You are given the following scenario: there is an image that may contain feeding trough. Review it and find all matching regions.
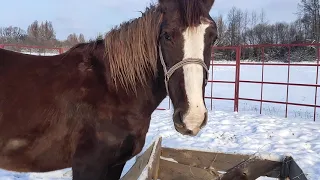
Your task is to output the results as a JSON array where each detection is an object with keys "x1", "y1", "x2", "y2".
[{"x1": 121, "y1": 137, "x2": 307, "y2": 180}]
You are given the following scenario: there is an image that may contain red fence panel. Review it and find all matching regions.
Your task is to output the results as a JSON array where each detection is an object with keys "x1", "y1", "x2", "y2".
[
  {"x1": 209, "y1": 46, "x2": 239, "y2": 111},
  {"x1": 212, "y1": 43, "x2": 320, "y2": 121}
]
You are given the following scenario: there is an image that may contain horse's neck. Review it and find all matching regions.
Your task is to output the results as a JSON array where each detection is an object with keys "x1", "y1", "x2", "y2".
[
  {"x1": 125, "y1": 61, "x2": 167, "y2": 115},
  {"x1": 148, "y1": 61, "x2": 168, "y2": 111}
]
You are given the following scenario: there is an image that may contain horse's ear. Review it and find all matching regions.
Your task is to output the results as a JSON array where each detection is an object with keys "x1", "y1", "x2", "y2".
[
  {"x1": 158, "y1": 0, "x2": 174, "y2": 12},
  {"x1": 202, "y1": 0, "x2": 215, "y2": 12},
  {"x1": 158, "y1": 0, "x2": 170, "y2": 5}
]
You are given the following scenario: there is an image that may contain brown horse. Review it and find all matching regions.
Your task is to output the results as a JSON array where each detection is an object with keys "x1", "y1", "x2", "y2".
[{"x1": 0, "y1": 0, "x2": 217, "y2": 179}]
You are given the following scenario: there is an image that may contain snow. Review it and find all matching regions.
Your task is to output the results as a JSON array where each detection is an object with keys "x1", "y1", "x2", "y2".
[
  {"x1": 22, "y1": 51, "x2": 59, "y2": 56},
  {"x1": 1, "y1": 60, "x2": 320, "y2": 179}
]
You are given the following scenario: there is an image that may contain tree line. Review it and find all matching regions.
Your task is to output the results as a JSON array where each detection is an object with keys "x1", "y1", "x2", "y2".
[
  {"x1": 0, "y1": 20, "x2": 86, "y2": 48},
  {"x1": 212, "y1": 0, "x2": 319, "y2": 62},
  {"x1": 214, "y1": 1, "x2": 319, "y2": 46}
]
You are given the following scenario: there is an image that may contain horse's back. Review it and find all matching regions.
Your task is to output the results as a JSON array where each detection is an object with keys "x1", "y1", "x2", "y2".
[
  {"x1": 0, "y1": 48, "x2": 87, "y2": 133},
  {"x1": 0, "y1": 48, "x2": 87, "y2": 171},
  {"x1": 0, "y1": 48, "x2": 54, "y2": 71}
]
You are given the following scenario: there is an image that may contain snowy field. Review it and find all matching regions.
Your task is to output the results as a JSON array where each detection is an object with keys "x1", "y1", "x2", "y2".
[{"x1": 1, "y1": 53, "x2": 320, "y2": 179}]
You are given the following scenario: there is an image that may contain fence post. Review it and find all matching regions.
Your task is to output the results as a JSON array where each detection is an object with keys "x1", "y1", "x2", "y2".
[
  {"x1": 58, "y1": 48, "x2": 64, "y2": 54},
  {"x1": 234, "y1": 46, "x2": 241, "y2": 112},
  {"x1": 210, "y1": 48, "x2": 215, "y2": 111},
  {"x1": 315, "y1": 45, "x2": 320, "y2": 121}
]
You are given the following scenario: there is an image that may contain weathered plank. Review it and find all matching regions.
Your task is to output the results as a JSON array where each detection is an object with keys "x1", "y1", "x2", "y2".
[
  {"x1": 161, "y1": 147, "x2": 251, "y2": 171},
  {"x1": 216, "y1": 156, "x2": 282, "y2": 180},
  {"x1": 162, "y1": 148, "x2": 286, "y2": 179},
  {"x1": 159, "y1": 159, "x2": 219, "y2": 180},
  {"x1": 144, "y1": 137, "x2": 162, "y2": 180},
  {"x1": 120, "y1": 137, "x2": 162, "y2": 180},
  {"x1": 121, "y1": 139, "x2": 307, "y2": 180}
]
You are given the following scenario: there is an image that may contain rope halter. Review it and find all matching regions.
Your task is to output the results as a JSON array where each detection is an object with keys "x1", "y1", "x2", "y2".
[{"x1": 158, "y1": 44, "x2": 209, "y2": 95}]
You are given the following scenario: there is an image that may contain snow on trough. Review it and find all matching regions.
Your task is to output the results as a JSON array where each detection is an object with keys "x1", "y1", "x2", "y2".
[{"x1": 1, "y1": 55, "x2": 319, "y2": 179}]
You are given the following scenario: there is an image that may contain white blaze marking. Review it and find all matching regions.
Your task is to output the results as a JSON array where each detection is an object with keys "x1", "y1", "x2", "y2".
[{"x1": 182, "y1": 23, "x2": 209, "y2": 133}]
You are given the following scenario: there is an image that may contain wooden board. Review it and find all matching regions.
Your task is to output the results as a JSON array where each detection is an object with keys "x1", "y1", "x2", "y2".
[
  {"x1": 219, "y1": 156, "x2": 282, "y2": 179},
  {"x1": 120, "y1": 137, "x2": 162, "y2": 180},
  {"x1": 120, "y1": 137, "x2": 307, "y2": 180},
  {"x1": 159, "y1": 159, "x2": 219, "y2": 180},
  {"x1": 161, "y1": 147, "x2": 251, "y2": 171},
  {"x1": 144, "y1": 137, "x2": 162, "y2": 180},
  {"x1": 161, "y1": 147, "x2": 283, "y2": 179}
]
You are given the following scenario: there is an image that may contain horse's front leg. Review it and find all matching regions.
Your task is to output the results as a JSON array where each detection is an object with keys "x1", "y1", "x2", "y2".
[
  {"x1": 71, "y1": 124, "x2": 136, "y2": 180},
  {"x1": 72, "y1": 154, "x2": 126, "y2": 180},
  {"x1": 72, "y1": 143, "x2": 110, "y2": 180},
  {"x1": 106, "y1": 163, "x2": 126, "y2": 179}
]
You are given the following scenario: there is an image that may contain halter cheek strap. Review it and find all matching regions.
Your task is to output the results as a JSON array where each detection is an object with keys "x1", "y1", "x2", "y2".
[{"x1": 158, "y1": 44, "x2": 209, "y2": 95}]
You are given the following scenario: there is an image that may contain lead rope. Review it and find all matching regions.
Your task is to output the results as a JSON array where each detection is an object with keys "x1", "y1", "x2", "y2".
[{"x1": 158, "y1": 44, "x2": 209, "y2": 95}]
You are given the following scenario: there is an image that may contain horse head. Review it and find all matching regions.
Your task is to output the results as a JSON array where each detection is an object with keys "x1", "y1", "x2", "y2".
[{"x1": 158, "y1": 0, "x2": 218, "y2": 136}]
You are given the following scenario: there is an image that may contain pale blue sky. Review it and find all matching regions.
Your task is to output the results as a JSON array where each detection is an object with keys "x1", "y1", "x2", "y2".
[{"x1": 0, "y1": 0, "x2": 300, "y2": 40}]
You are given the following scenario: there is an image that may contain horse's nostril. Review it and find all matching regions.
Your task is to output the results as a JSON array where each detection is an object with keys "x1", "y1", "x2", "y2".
[
  {"x1": 173, "y1": 110, "x2": 185, "y2": 128},
  {"x1": 185, "y1": 129, "x2": 193, "y2": 135}
]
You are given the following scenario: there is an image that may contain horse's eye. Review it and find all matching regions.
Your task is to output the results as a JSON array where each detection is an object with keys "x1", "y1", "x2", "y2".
[{"x1": 164, "y1": 33, "x2": 172, "y2": 41}]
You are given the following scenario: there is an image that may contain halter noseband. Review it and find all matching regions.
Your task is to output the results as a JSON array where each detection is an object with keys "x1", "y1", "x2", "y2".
[{"x1": 158, "y1": 44, "x2": 209, "y2": 95}]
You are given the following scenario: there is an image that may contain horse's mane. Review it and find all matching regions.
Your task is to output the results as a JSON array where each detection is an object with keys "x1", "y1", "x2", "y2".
[{"x1": 104, "y1": 4, "x2": 162, "y2": 94}]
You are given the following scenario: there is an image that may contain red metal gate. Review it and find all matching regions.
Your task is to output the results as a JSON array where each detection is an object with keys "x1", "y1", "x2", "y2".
[{"x1": 210, "y1": 43, "x2": 320, "y2": 121}]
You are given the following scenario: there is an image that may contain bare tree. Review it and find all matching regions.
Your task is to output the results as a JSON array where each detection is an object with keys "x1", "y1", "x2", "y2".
[
  {"x1": 0, "y1": 26, "x2": 27, "y2": 44},
  {"x1": 27, "y1": 20, "x2": 40, "y2": 44},
  {"x1": 298, "y1": 0, "x2": 320, "y2": 42},
  {"x1": 78, "y1": 33, "x2": 86, "y2": 43},
  {"x1": 39, "y1": 21, "x2": 56, "y2": 45},
  {"x1": 212, "y1": 15, "x2": 227, "y2": 46},
  {"x1": 66, "y1": 33, "x2": 79, "y2": 45},
  {"x1": 226, "y1": 7, "x2": 243, "y2": 46}
]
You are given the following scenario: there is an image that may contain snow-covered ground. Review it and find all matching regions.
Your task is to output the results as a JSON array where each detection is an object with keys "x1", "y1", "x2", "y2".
[{"x1": 1, "y1": 58, "x2": 319, "y2": 179}]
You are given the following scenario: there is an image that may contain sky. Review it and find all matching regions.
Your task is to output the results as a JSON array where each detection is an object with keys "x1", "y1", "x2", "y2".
[{"x1": 0, "y1": 0, "x2": 301, "y2": 40}]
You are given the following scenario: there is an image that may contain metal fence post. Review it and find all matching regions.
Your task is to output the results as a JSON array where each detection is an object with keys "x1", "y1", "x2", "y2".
[
  {"x1": 234, "y1": 46, "x2": 241, "y2": 112},
  {"x1": 315, "y1": 45, "x2": 320, "y2": 121},
  {"x1": 210, "y1": 47, "x2": 215, "y2": 111},
  {"x1": 58, "y1": 48, "x2": 64, "y2": 54}
]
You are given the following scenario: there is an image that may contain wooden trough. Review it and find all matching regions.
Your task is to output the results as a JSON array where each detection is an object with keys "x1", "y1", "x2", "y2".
[{"x1": 120, "y1": 137, "x2": 308, "y2": 180}]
